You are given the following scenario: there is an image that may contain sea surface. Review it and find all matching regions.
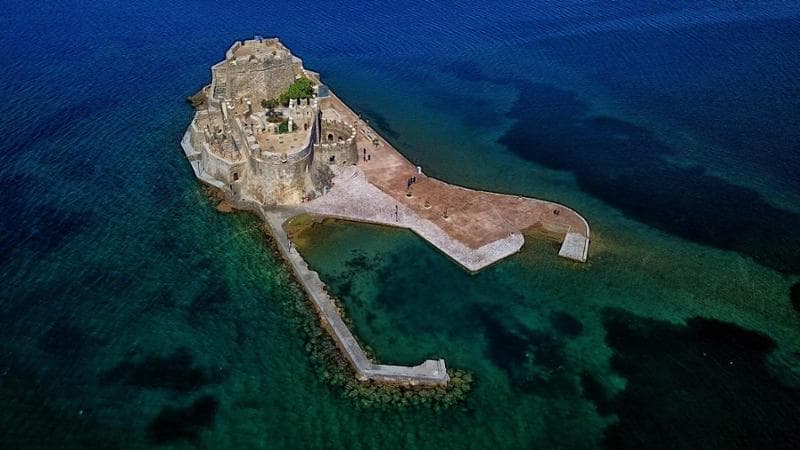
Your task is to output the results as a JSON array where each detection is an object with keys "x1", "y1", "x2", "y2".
[{"x1": 1, "y1": 1, "x2": 799, "y2": 448}]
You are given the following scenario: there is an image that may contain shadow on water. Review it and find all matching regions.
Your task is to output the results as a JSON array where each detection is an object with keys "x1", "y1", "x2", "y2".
[
  {"x1": 148, "y1": 395, "x2": 219, "y2": 444},
  {"x1": 583, "y1": 308, "x2": 800, "y2": 449},
  {"x1": 549, "y1": 311, "x2": 584, "y2": 338},
  {"x1": 100, "y1": 347, "x2": 224, "y2": 392}
]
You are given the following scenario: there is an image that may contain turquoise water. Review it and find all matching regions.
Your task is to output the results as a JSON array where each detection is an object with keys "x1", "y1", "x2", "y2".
[{"x1": 1, "y1": 0, "x2": 799, "y2": 448}]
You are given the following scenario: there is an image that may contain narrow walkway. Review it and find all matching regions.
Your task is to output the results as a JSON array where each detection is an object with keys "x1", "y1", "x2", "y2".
[{"x1": 260, "y1": 207, "x2": 449, "y2": 386}]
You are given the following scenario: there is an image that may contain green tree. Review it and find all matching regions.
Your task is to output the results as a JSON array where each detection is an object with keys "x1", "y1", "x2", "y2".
[
  {"x1": 286, "y1": 77, "x2": 315, "y2": 100},
  {"x1": 277, "y1": 77, "x2": 315, "y2": 107},
  {"x1": 277, "y1": 119, "x2": 296, "y2": 134}
]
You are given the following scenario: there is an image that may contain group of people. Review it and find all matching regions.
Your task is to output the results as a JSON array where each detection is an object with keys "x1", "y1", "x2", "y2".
[
  {"x1": 362, "y1": 148, "x2": 371, "y2": 162},
  {"x1": 406, "y1": 176, "x2": 417, "y2": 189}
]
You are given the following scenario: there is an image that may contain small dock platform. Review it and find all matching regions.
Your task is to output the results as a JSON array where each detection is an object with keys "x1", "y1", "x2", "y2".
[{"x1": 558, "y1": 232, "x2": 590, "y2": 262}]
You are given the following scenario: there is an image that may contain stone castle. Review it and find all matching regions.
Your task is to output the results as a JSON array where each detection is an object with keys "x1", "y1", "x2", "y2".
[{"x1": 184, "y1": 37, "x2": 358, "y2": 205}]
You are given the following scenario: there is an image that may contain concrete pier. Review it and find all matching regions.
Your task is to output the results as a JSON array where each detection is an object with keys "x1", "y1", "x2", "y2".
[{"x1": 308, "y1": 85, "x2": 591, "y2": 269}]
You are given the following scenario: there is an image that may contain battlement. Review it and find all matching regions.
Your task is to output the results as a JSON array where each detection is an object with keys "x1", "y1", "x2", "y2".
[
  {"x1": 315, "y1": 119, "x2": 358, "y2": 165},
  {"x1": 320, "y1": 119, "x2": 356, "y2": 143},
  {"x1": 226, "y1": 37, "x2": 290, "y2": 62}
]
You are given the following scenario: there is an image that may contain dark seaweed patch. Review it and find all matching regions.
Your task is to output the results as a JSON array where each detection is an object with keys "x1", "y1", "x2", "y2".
[
  {"x1": 428, "y1": 91, "x2": 505, "y2": 128},
  {"x1": 497, "y1": 81, "x2": 800, "y2": 274},
  {"x1": 343, "y1": 251, "x2": 371, "y2": 271},
  {"x1": 588, "y1": 308, "x2": 800, "y2": 449},
  {"x1": 190, "y1": 280, "x2": 231, "y2": 314},
  {"x1": 0, "y1": 364, "x2": 130, "y2": 448},
  {"x1": 474, "y1": 306, "x2": 575, "y2": 396},
  {"x1": 147, "y1": 395, "x2": 218, "y2": 444},
  {"x1": 149, "y1": 289, "x2": 176, "y2": 310},
  {"x1": 38, "y1": 322, "x2": 103, "y2": 357},
  {"x1": 791, "y1": 282, "x2": 800, "y2": 313},
  {"x1": 194, "y1": 256, "x2": 214, "y2": 271},
  {"x1": 549, "y1": 311, "x2": 583, "y2": 338},
  {"x1": 100, "y1": 347, "x2": 223, "y2": 392},
  {"x1": 442, "y1": 60, "x2": 491, "y2": 84},
  {"x1": 579, "y1": 370, "x2": 612, "y2": 416},
  {"x1": 0, "y1": 176, "x2": 91, "y2": 263}
]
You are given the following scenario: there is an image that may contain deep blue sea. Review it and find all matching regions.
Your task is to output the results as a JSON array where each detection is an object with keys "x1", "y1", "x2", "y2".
[{"x1": 2, "y1": 1, "x2": 799, "y2": 448}]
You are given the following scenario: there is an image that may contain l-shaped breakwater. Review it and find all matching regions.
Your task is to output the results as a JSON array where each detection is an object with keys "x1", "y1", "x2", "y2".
[
  {"x1": 262, "y1": 207, "x2": 449, "y2": 385},
  {"x1": 181, "y1": 37, "x2": 590, "y2": 387}
]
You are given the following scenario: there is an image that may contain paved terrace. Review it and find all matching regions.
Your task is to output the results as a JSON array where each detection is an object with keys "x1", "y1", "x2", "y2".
[
  {"x1": 311, "y1": 87, "x2": 591, "y2": 267},
  {"x1": 304, "y1": 166, "x2": 525, "y2": 271}
]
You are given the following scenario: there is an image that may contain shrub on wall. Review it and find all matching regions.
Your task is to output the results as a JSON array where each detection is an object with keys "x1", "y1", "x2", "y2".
[{"x1": 278, "y1": 77, "x2": 315, "y2": 106}]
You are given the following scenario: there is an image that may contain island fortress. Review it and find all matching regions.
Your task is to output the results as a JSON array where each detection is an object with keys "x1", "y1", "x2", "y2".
[
  {"x1": 184, "y1": 37, "x2": 357, "y2": 205},
  {"x1": 181, "y1": 37, "x2": 591, "y2": 386}
]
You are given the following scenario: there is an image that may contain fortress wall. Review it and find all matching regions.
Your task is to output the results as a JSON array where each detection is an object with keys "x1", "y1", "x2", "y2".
[
  {"x1": 237, "y1": 101, "x2": 331, "y2": 205},
  {"x1": 199, "y1": 142, "x2": 246, "y2": 185},
  {"x1": 210, "y1": 63, "x2": 227, "y2": 99},
  {"x1": 245, "y1": 150, "x2": 310, "y2": 205},
  {"x1": 225, "y1": 41, "x2": 242, "y2": 60},
  {"x1": 190, "y1": 111, "x2": 248, "y2": 188},
  {"x1": 188, "y1": 118, "x2": 204, "y2": 150},
  {"x1": 213, "y1": 38, "x2": 301, "y2": 102},
  {"x1": 314, "y1": 141, "x2": 357, "y2": 166},
  {"x1": 289, "y1": 102, "x2": 316, "y2": 133},
  {"x1": 227, "y1": 57, "x2": 296, "y2": 101},
  {"x1": 191, "y1": 37, "x2": 326, "y2": 205},
  {"x1": 231, "y1": 117, "x2": 257, "y2": 158}
]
